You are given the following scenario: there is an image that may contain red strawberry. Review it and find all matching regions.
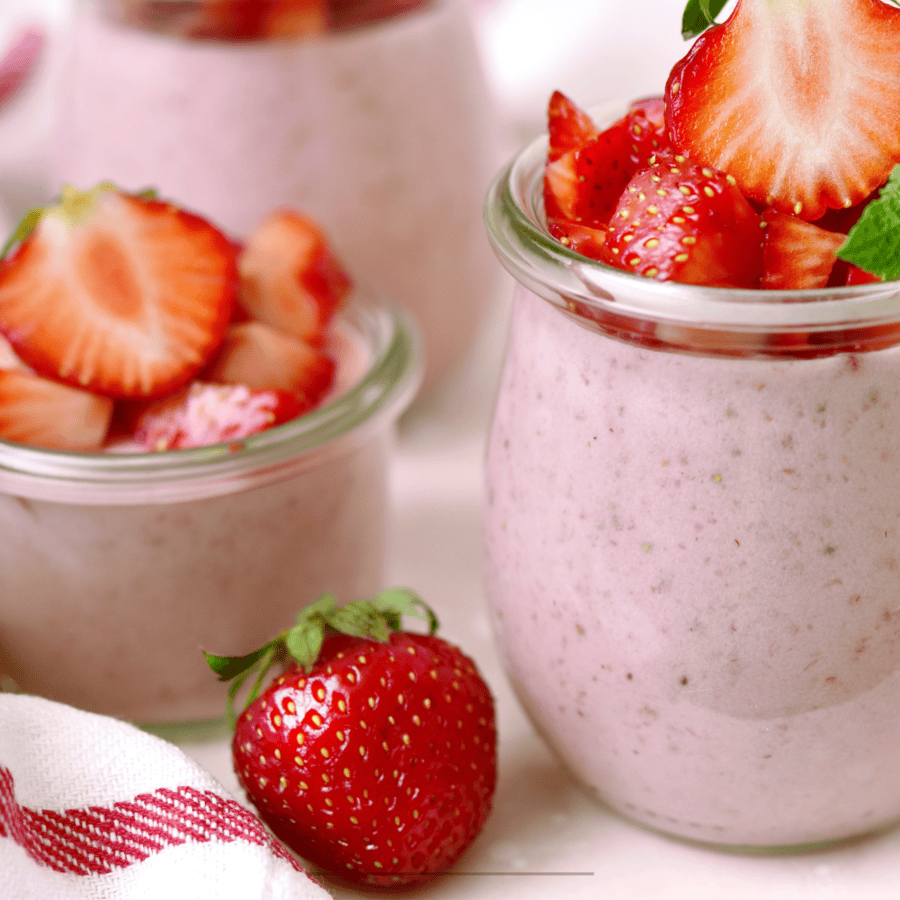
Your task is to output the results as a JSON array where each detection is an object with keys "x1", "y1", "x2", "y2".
[
  {"x1": 600, "y1": 152, "x2": 764, "y2": 287},
  {"x1": 0, "y1": 184, "x2": 238, "y2": 399},
  {"x1": 546, "y1": 89, "x2": 598, "y2": 162},
  {"x1": 843, "y1": 264, "x2": 882, "y2": 285},
  {"x1": 665, "y1": 0, "x2": 900, "y2": 221},
  {"x1": 546, "y1": 218, "x2": 609, "y2": 261},
  {"x1": 623, "y1": 96, "x2": 668, "y2": 170},
  {"x1": 760, "y1": 209, "x2": 846, "y2": 290},
  {"x1": 544, "y1": 93, "x2": 671, "y2": 229},
  {"x1": 238, "y1": 211, "x2": 352, "y2": 346},
  {"x1": 206, "y1": 590, "x2": 497, "y2": 891},
  {"x1": 203, "y1": 321, "x2": 336, "y2": 410},
  {"x1": 134, "y1": 381, "x2": 303, "y2": 451},
  {"x1": 0, "y1": 368, "x2": 113, "y2": 451}
]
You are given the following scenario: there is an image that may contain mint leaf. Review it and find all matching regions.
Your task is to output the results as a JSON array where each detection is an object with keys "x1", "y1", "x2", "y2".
[
  {"x1": 836, "y1": 166, "x2": 900, "y2": 282},
  {"x1": 682, "y1": 0, "x2": 732, "y2": 38}
]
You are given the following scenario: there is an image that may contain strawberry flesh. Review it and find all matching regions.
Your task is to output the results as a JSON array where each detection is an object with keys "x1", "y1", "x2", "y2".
[
  {"x1": 203, "y1": 320, "x2": 336, "y2": 410},
  {"x1": 134, "y1": 381, "x2": 303, "y2": 451},
  {"x1": 760, "y1": 209, "x2": 846, "y2": 290},
  {"x1": 0, "y1": 186, "x2": 238, "y2": 400},
  {"x1": 600, "y1": 152, "x2": 764, "y2": 288},
  {"x1": 665, "y1": 0, "x2": 900, "y2": 221},
  {"x1": 0, "y1": 369, "x2": 113, "y2": 452}
]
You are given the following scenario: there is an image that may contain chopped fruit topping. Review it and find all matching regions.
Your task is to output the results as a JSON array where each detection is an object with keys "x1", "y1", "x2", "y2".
[
  {"x1": 665, "y1": 0, "x2": 900, "y2": 221},
  {"x1": 238, "y1": 211, "x2": 352, "y2": 346},
  {"x1": 761, "y1": 209, "x2": 846, "y2": 290},
  {"x1": 0, "y1": 369, "x2": 113, "y2": 451},
  {"x1": 599, "y1": 152, "x2": 764, "y2": 287},
  {"x1": 547, "y1": 218, "x2": 609, "y2": 260},
  {"x1": 546, "y1": 89, "x2": 598, "y2": 162},
  {"x1": 205, "y1": 589, "x2": 497, "y2": 890},
  {"x1": 0, "y1": 184, "x2": 238, "y2": 400},
  {"x1": 203, "y1": 320, "x2": 336, "y2": 409},
  {"x1": 544, "y1": 93, "x2": 670, "y2": 229},
  {"x1": 134, "y1": 382, "x2": 303, "y2": 451}
]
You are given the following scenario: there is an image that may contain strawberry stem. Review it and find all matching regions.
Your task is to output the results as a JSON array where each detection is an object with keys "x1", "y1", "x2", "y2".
[
  {"x1": 204, "y1": 588, "x2": 440, "y2": 724},
  {"x1": 681, "y1": 0, "x2": 731, "y2": 39}
]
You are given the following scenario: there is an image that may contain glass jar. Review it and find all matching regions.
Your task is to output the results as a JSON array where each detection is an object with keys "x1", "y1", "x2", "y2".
[
  {"x1": 50, "y1": 0, "x2": 500, "y2": 394},
  {"x1": 0, "y1": 293, "x2": 420, "y2": 733},
  {"x1": 482, "y1": 110, "x2": 900, "y2": 848}
]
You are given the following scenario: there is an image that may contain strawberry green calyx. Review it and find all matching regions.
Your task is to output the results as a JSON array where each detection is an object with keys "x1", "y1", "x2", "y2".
[
  {"x1": 0, "y1": 182, "x2": 159, "y2": 259},
  {"x1": 204, "y1": 588, "x2": 440, "y2": 721},
  {"x1": 837, "y1": 165, "x2": 900, "y2": 282},
  {"x1": 681, "y1": 0, "x2": 732, "y2": 38}
]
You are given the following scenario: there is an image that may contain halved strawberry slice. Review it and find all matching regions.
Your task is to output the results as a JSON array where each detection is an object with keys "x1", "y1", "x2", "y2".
[
  {"x1": 760, "y1": 209, "x2": 846, "y2": 290},
  {"x1": 0, "y1": 184, "x2": 238, "y2": 399},
  {"x1": 665, "y1": 0, "x2": 900, "y2": 221},
  {"x1": 0, "y1": 368, "x2": 113, "y2": 451},
  {"x1": 203, "y1": 320, "x2": 336, "y2": 410},
  {"x1": 238, "y1": 210, "x2": 351, "y2": 345},
  {"x1": 600, "y1": 152, "x2": 764, "y2": 287},
  {"x1": 134, "y1": 382, "x2": 304, "y2": 451}
]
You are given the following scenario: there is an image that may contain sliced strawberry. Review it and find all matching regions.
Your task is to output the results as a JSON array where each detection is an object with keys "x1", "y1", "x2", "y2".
[
  {"x1": 0, "y1": 369, "x2": 113, "y2": 451},
  {"x1": 546, "y1": 89, "x2": 599, "y2": 162},
  {"x1": 544, "y1": 119, "x2": 636, "y2": 227},
  {"x1": 546, "y1": 218, "x2": 609, "y2": 261},
  {"x1": 544, "y1": 93, "x2": 670, "y2": 228},
  {"x1": 600, "y1": 152, "x2": 764, "y2": 287},
  {"x1": 203, "y1": 320, "x2": 335, "y2": 410},
  {"x1": 665, "y1": 0, "x2": 900, "y2": 221},
  {"x1": 134, "y1": 382, "x2": 303, "y2": 451},
  {"x1": 238, "y1": 211, "x2": 351, "y2": 345},
  {"x1": 760, "y1": 209, "x2": 846, "y2": 290},
  {"x1": 623, "y1": 96, "x2": 669, "y2": 170},
  {"x1": 0, "y1": 184, "x2": 238, "y2": 400},
  {"x1": 845, "y1": 264, "x2": 882, "y2": 285}
]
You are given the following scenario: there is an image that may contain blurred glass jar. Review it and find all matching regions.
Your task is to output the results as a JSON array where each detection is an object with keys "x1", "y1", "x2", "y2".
[
  {"x1": 0, "y1": 293, "x2": 420, "y2": 732},
  {"x1": 50, "y1": 0, "x2": 501, "y2": 394}
]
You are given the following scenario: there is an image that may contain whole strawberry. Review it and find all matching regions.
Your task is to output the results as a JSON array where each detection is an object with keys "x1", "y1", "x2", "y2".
[{"x1": 205, "y1": 589, "x2": 497, "y2": 891}]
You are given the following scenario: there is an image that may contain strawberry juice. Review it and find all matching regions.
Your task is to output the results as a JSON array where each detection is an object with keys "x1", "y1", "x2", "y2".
[
  {"x1": 482, "y1": 127, "x2": 900, "y2": 847},
  {"x1": 0, "y1": 295, "x2": 420, "y2": 728},
  {"x1": 51, "y1": 0, "x2": 500, "y2": 393}
]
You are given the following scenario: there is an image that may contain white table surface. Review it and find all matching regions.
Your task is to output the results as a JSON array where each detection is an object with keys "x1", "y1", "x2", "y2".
[{"x1": 3, "y1": 0, "x2": 900, "y2": 896}]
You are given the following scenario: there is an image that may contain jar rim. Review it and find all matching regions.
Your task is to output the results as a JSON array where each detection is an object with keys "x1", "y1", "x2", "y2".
[
  {"x1": 483, "y1": 103, "x2": 900, "y2": 336},
  {"x1": 0, "y1": 291, "x2": 421, "y2": 504}
]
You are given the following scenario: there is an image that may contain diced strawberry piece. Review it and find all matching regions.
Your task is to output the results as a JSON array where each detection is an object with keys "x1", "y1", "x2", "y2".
[
  {"x1": 238, "y1": 211, "x2": 351, "y2": 345},
  {"x1": 0, "y1": 184, "x2": 238, "y2": 400},
  {"x1": 600, "y1": 152, "x2": 764, "y2": 288},
  {"x1": 203, "y1": 320, "x2": 335, "y2": 410},
  {"x1": 184, "y1": 0, "x2": 326, "y2": 40},
  {"x1": 844, "y1": 263, "x2": 882, "y2": 286},
  {"x1": 544, "y1": 93, "x2": 671, "y2": 229},
  {"x1": 546, "y1": 218, "x2": 609, "y2": 261},
  {"x1": 544, "y1": 119, "x2": 636, "y2": 227},
  {"x1": 546, "y1": 90, "x2": 599, "y2": 162},
  {"x1": 665, "y1": 0, "x2": 900, "y2": 221},
  {"x1": 134, "y1": 382, "x2": 304, "y2": 451},
  {"x1": 760, "y1": 209, "x2": 846, "y2": 290},
  {"x1": 0, "y1": 369, "x2": 113, "y2": 451},
  {"x1": 623, "y1": 96, "x2": 669, "y2": 170}
]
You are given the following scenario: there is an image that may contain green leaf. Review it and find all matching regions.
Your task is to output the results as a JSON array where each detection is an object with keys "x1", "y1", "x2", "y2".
[
  {"x1": 681, "y1": 0, "x2": 732, "y2": 38},
  {"x1": 372, "y1": 587, "x2": 439, "y2": 635},
  {"x1": 204, "y1": 642, "x2": 280, "y2": 682},
  {"x1": 836, "y1": 166, "x2": 900, "y2": 282}
]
